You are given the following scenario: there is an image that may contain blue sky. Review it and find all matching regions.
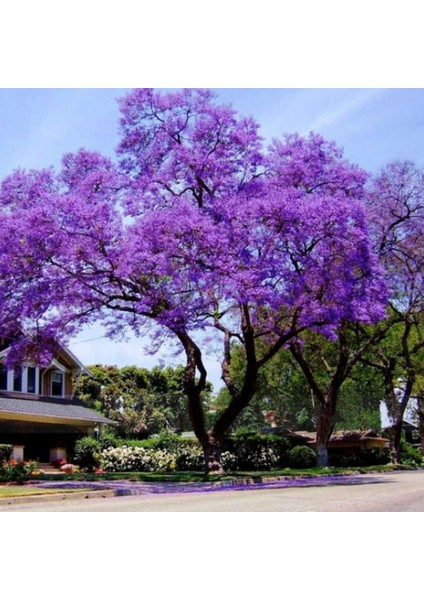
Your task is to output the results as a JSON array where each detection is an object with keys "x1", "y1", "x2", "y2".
[{"x1": 1, "y1": 88, "x2": 424, "y2": 391}]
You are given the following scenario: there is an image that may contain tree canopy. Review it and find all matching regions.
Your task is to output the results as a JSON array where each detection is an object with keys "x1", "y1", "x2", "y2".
[
  {"x1": 76, "y1": 364, "x2": 213, "y2": 438},
  {"x1": 0, "y1": 88, "x2": 408, "y2": 471}
]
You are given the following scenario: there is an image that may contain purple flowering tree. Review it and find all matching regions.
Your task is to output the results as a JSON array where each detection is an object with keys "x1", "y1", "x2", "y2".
[
  {"x1": 0, "y1": 89, "x2": 386, "y2": 472},
  {"x1": 359, "y1": 161, "x2": 424, "y2": 462}
]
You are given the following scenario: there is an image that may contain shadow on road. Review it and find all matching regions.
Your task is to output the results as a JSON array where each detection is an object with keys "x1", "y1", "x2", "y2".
[{"x1": 29, "y1": 473, "x2": 393, "y2": 496}]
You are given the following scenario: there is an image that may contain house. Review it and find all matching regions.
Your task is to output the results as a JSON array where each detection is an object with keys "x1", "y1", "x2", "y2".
[
  {"x1": 0, "y1": 335, "x2": 113, "y2": 463},
  {"x1": 380, "y1": 400, "x2": 420, "y2": 444},
  {"x1": 297, "y1": 429, "x2": 389, "y2": 456}
]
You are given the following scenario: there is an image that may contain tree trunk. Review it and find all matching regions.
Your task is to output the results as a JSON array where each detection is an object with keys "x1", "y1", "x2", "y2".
[
  {"x1": 383, "y1": 368, "x2": 415, "y2": 464},
  {"x1": 203, "y1": 431, "x2": 224, "y2": 475},
  {"x1": 315, "y1": 396, "x2": 336, "y2": 467},
  {"x1": 418, "y1": 397, "x2": 424, "y2": 455},
  {"x1": 315, "y1": 444, "x2": 330, "y2": 468},
  {"x1": 389, "y1": 419, "x2": 403, "y2": 464},
  {"x1": 315, "y1": 418, "x2": 331, "y2": 467}
]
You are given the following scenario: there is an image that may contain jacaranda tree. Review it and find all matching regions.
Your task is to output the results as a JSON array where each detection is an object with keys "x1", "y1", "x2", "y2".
[
  {"x1": 0, "y1": 88, "x2": 387, "y2": 471},
  {"x1": 359, "y1": 161, "x2": 424, "y2": 462}
]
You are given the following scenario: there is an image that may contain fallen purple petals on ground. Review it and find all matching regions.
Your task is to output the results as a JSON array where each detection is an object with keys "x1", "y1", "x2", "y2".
[{"x1": 26, "y1": 474, "x2": 388, "y2": 497}]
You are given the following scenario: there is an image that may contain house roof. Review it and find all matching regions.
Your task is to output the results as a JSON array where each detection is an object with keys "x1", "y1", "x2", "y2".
[
  {"x1": 0, "y1": 393, "x2": 114, "y2": 425},
  {"x1": 262, "y1": 427, "x2": 313, "y2": 443},
  {"x1": 295, "y1": 429, "x2": 388, "y2": 444},
  {"x1": 0, "y1": 335, "x2": 92, "y2": 376}
]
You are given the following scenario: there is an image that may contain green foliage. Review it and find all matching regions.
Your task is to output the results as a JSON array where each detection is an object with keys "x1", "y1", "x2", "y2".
[
  {"x1": 288, "y1": 445, "x2": 316, "y2": 468},
  {"x1": 74, "y1": 432, "x2": 398, "y2": 473},
  {"x1": 335, "y1": 363, "x2": 384, "y2": 430},
  {"x1": 330, "y1": 447, "x2": 390, "y2": 467},
  {"x1": 215, "y1": 344, "x2": 316, "y2": 433},
  {"x1": 223, "y1": 433, "x2": 292, "y2": 470},
  {"x1": 76, "y1": 364, "x2": 213, "y2": 439},
  {"x1": 174, "y1": 444, "x2": 204, "y2": 471},
  {"x1": 0, "y1": 444, "x2": 12, "y2": 464},
  {"x1": 96, "y1": 431, "x2": 120, "y2": 451},
  {"x1": 101, "y1": 446, "x2": 177, "y2": 472},
  {"x1": 99, "y1": 444, "x2": 238, "y2": 473},
  {"x1": 74, "y1": 437, "x2": 101, "y2": 471},
  {"x1": 215, "y1": 336, "x2": 385, "y2": 434},
  {"x1": 399, "y1": 439, "x2": 423, "y2": 466},
  {"x1": 0, "y1": 460, "x2": 38, "y2": 482}
]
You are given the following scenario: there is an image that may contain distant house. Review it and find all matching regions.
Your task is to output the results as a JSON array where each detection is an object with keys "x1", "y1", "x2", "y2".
[
  {"x1": 380, "y1": 400, "x2": 420, "y2": 444},
  {"x1": 297, "y1": 429, "x2": 389, "y2": 456},
  {"x1": 0, "y1": 335, "x2": 113, "y2": 463}
]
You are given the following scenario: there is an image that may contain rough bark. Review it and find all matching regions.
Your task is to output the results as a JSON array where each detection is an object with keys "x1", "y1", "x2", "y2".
[
  {"x1": 290, "y1": 338, "x2": 346, "y2": 468},
  {"x1": 315, "y1": 396, "x2": 336, "y2": 467},
  {"x1": 383, "y1": 360, "x2": 415, "y2": 463},
  {"x1": 389, "y1": 419, "x2": 404, "y2": 464},
  {"x1": 175, "y1": 330, "x2": 211, "y2": 472},
  {"x1": 204, "y1": 431, "x2": 224, "y2": 474},
  {"x1": 418, "y1": 397, "x2": 424, "y2": 455}
]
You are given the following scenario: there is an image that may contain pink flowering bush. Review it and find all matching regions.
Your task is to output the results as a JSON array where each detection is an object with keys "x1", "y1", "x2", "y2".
[
  {"x1": 0, "y1": 460, "x2": 39, "y2": 482},
  {"x1": 60, "y1": 463, "x2": 78, "y2": 474}
]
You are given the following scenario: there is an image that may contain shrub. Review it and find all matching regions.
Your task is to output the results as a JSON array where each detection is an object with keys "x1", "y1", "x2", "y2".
[
  {"x1": 174, "y1": 445, "x2": 204, "y2": 471},
  {"x1": 220, "y1": 451, "x2": 237, "y2": 471},
  {"x1": 0, "y1": 460, "x2": 38, "y2": 483},
  {"x1": 330, "y1": 447, "x2": 390, "y2": 468},
  {"x1": 94, "y1": 433, "x2": 321, "y2": 473},
  {"x1": 60, "y1": 463, "x2": 78, "y2": 474},
  {"x1": 100, "y1": 444, "x2": 237, "y2": 473},
  {"x1": 74, "y1": 437, "x2": 101, "y2": 471},
  {"x1": 400, "y1": 440, "x2": 423, "y2": 466},
  {"x1": 329, "y1": 454, "x2": 358, "y2": 468},
  {"x1": 101, "y1": 446, "x2": 176, "y2": 472},
  {"x1": 97, "y1": 432, "x2": 120, "y2": 451},
  {"x1": 288, "y1": 445, "x2": 316, "y2": 468},
  {"x1": 0, "y1": 444, "x2": 12, "y2": 464},
  {"x1": 359, "y1": 447, "x2": 390, "y2": 466},
  {"x1": 224, "y1": 433, "x2": 291, "y2": 470}
]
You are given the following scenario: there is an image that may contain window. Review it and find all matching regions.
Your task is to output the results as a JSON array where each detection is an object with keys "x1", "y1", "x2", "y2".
[
  {"x1": 13, "y1": 368, "x2": 22, "y2": 392},
  {"x1": 0, "y1": 365, "x2": 7, "y2": 390},
  {"x1": 51, "y1": 372, "x2": 63, "y2": 397},
  {"x1": 27, "y1": 367, "x2": 36, "y2": 394}
]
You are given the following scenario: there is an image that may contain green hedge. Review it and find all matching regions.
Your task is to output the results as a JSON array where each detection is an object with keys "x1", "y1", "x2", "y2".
[
  {"x1": 399, "y1": 440, "x2": 422, "y2": 466},
  {"x1": 288, "y1": 445, "x2": 316, "y2": 468},
  {"x1": 223, "y1": 433, "x2": 293, "y2": 470},
  {"x1": 76, "y1": 433, "x2": 421, "y2": 472},
  {"x1": 0, "y1": 444, "x2": 13, "y2": 464},
  {"x1": 74, "y1": 437, "x2": 102, "y2": 471},
  {"x1": 73, "y1": 433, "x2": 311, "y2": 472}
]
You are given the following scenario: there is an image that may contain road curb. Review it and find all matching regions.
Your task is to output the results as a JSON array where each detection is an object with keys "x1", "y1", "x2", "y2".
[
  {"x1": 0, "y1": 489, "x2": 116, "y2": 506},
  {"x1": 0, "y1": 467, "x2": 419, "y2": 505}
]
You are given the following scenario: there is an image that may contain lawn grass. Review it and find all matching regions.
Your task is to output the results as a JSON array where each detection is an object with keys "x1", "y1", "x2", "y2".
[
  {"x1": 28, "y1": 463, "x2": 416, "y2": 484},
  {"x1": 0, "y1": 485, "x2": 89, "y2": 499}
]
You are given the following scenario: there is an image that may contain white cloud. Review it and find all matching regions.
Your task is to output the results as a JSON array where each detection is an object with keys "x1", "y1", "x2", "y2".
[{"x1": 304, "y1": 89, "x2": 385, "y2": 133}]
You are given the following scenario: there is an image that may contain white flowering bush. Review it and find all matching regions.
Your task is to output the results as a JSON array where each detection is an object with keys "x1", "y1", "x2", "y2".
[
  {"x1": 225, "y1": 434, "x2": 291, "y2": 470},
  {"x1": 101, "y1": 445, "x2": 176, "y2": 472},
  {"x1": 175, "y1": 445, "x2": 204, "y2": 471},
  {"x1": 97, "y1": 435, "x2": 296, "y2": 473},
  {"x1": 153, "y1": 449, "x2": 177, "y2": 472},
  {"x1": 220, "y1": 451, "x2": 237, "y2": 471},
  {"x1": 245, "y1": 447, "x2": 280, "y2": 470},
  {"x1": 100, "y1": 444, "x2": 237, "y2": 473}
]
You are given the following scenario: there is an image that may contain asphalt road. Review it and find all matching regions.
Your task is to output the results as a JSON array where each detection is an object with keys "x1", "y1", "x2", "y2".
[{"x1": 3, "y1": 470, "x2": 424, "y2": 511}]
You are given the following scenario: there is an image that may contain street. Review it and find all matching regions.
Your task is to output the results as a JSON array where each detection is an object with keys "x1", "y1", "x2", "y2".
[{"x1": 2, "y1": 470, "x2": 424, "y2": 511}]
